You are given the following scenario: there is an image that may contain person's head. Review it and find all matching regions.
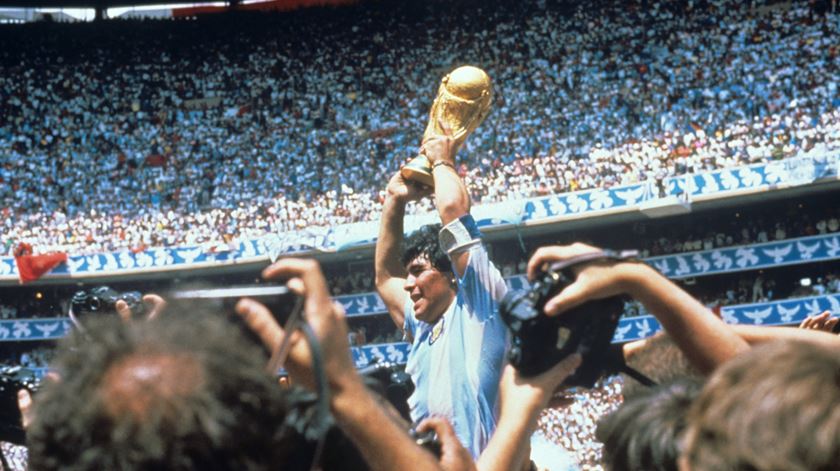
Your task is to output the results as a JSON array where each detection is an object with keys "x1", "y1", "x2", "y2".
[
  {"x1": 28, "y1": 312, "x2": 318, "y2": 471},
  {"x1": 401, "y1": 224, "x2": 456, "y2": 323},
  {"x1": 682, "y1": 340, "x2": 840, "y2": 471},
  {"x1": 596, "y1": 377, "x2": 703, "y2": 471}
]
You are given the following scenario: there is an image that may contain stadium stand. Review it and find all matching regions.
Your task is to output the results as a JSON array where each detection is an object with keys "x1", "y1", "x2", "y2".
[
  {"x1": 0, "y1": 0, "x2": 837, "y2": 255},
  {"x1": 0, "y1": 1, "x2": 838, "y2": 470}
]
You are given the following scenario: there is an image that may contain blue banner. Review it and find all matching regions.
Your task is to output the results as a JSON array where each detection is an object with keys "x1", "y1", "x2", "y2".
[
  {"x1": 667, "y1": 152, "x2": 839, "y2": 197},
  {"x1": 0, "y1": 318, "x2": 72, "y2": 341},
  {"x1": 5, "y1": 293, "x2": 838, "y2": 371},
  {"x1": 720, "y1": 293, "x2": 840, "y2": 326},
  {"x1": 1, "y1": 153, "x2": 837, "y2": 281},
  {"x1": 351, "y1": 342, "x2": 411, "y2": 368},
  {"x1": 647, "y1": 233, "x2": 840, "y2": 279},
  {"x1": 522, "y1": 183, "x2": 656, "y2": 222}
]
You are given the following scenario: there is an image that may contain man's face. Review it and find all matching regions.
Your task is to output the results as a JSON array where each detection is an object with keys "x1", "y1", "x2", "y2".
[{"x1": 404, "y1": 255, "x2": 455, "y2": 324}]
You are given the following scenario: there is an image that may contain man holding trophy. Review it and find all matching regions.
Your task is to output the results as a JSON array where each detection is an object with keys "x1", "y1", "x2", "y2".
[{"x1": 374, "y1": 66, "x2": 508, "y2": 457}]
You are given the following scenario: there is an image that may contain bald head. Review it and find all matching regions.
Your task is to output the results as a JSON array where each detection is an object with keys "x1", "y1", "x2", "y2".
[
  {"x1": 28, "y1": 311, "x2": 311, "y2": 470},
  {"x1": 100, "y1": 353, "x2": 204, "y2": 424}
]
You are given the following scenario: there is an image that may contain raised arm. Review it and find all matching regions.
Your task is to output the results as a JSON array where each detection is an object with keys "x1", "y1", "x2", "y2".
[
  {"x1": 476, "y1": 356, "x2": 581, "y2": 471},
  {"x1": 375, "y1": 172, "x2": 431, "y2": 331},
  {"x1": 421, "y1": 121, "x2": 472, "y2": 276},
  {"x1": 527, "y1": 243, "x2": 750, "y2": 374}
]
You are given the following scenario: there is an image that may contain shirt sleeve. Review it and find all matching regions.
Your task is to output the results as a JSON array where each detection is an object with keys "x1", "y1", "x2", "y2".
[{"x1": 456, "y1": 244, "x2": 508, "y2": 323}]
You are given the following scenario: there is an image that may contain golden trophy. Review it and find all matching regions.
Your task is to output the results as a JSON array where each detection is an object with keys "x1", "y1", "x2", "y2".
[{"x1": 401, "y1": 65, "x2": 493, "y2": 187}]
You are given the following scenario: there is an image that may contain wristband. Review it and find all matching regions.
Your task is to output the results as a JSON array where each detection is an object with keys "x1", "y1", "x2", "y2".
[
  {"x1": 432, "y1": 161, "x2": 456, "y2": 171},
  {"x1": 438, "y1": 214, "x2": 482, "y2": 255}
]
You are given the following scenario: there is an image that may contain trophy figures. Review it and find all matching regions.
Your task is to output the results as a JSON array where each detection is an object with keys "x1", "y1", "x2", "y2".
[{"x1": 401, "y1": 65, "x2": 493, "y2": 187}]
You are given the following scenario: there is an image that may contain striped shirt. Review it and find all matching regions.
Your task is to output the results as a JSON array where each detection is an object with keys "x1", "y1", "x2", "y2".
[{"x1": 403, "y1": 244, "x2": 508, "y2": 458}]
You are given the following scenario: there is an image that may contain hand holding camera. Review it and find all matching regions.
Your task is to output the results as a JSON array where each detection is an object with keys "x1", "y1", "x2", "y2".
[{"x1": 500, "y1": 243, "x2": 643, "y2": 386}]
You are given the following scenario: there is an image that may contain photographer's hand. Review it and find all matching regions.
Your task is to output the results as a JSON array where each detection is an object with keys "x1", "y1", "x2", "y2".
[
  {"x1": 416, "y1": 417, "x2": 477, "y2": 471},
  {"x1": 799, "y1": 310, "x2": 839, "y2": 333},
  {"x1": 115, "y1": 294, "x2": 167, "y2": 322},
  {"x1": 526, "y1": 243, "x2": 748, "y2": 374},
  {"x1": 235, "y1": 258, "x2": 446, "y2": 471},
  {"x1": 236, "y1": 258, "x2": 357, "y2": 392}
]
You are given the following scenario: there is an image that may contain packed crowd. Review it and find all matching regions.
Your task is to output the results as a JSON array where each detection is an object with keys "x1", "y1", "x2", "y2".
[
  {"x1": 1, "y1": 0, "x2": 838, "y2": 256},
  {"x1": 538, "y1": 376, "x2": 625, "y2": 469}
]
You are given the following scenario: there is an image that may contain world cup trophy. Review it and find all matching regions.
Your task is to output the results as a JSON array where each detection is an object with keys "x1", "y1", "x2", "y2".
[{"x1": 401, "y1": 65, "x2": 493, "y2": 187}]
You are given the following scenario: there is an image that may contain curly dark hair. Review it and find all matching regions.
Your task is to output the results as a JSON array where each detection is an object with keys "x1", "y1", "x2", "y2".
[
  {"x1": 28, "y1": 311, "x2": 320, "y2": 471},
  {"x1": 401, "y1": 224, "x2": 452, "y2": 274}
]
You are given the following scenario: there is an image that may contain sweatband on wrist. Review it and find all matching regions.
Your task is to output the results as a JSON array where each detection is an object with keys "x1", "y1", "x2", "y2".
[{"x1": 438, "y1": 214, "x2": 482, "y2": 255}]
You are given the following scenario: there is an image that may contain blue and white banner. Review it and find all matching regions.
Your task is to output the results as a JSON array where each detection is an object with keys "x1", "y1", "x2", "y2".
[
  {"x1": 667, "y1": 152, "x2": 839, "y2": 197},
  {"x1": 0, "y1": 239, "x2": 269, "y2": 279},
  {"x1": 647, "y1": 233, "x2": 840, "y2": 279},
  {"x1": 1, "y1": 153, "x2": 837, "y2": 281},
  {"x1": 522, "y1": 183, "x2": 656, "y2": 222},
  {"x1": 0, "y1": 318, "x2": 72, "y2": 341},
  {"x1": 351, "y1": 342, "x2": 411, "y2": 368},
  {"x1": 335, "y1": 292, "x2": 390, "y2": 317},
  {"x1": 720, "y1": 293, "x2": 840, "y2": 326},
  {"x1": 611, "y1": 315, "x2": 664, "y2": 344}
]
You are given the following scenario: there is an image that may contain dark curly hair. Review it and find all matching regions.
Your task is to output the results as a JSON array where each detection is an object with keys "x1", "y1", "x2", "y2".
[
  {"x1": 401, "y1": 224, "x2": 452, "y2": 274},
  {"x1": 28, "y1": 311, "x2": 321, "y2": 471}
]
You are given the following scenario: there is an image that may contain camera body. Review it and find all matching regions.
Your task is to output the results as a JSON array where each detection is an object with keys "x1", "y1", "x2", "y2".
[
  {"x1": 70, "y1": 286, "x2": 144, "y2": 320},
  {"x1": 358, "y1": 359, "x2": 414, "y2": 422},
  {"x1": 408, "y1": 427, "x2": 442, "y2": 458},
  {"x1": 499, "y1": 261, "x2": 624, "y2": 388}
]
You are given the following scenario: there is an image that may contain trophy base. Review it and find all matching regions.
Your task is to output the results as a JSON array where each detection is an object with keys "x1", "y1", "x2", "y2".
[{"x1": 401, "y1": 155, "x2": 435, "y2": 187}]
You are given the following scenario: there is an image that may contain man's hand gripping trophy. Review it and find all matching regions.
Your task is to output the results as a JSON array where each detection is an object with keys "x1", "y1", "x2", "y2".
[{"x1": 401, "y1": 65, "x2": 493, "y2": 187}]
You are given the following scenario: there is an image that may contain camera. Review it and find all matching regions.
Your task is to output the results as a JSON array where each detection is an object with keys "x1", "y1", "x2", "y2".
[
  {"x1": 408, "y1": 427, "x2": 442, "y2": 458},
  {"x1": 70, "y1": 286, "x2": 144, "y2": 321},
  {"x1": 358, "y1": 359, "x2": 414, "y2": 422},
  {"x1": 0, "y1": 366, "x2": 40, "y2": 445},
  {"x1": 499, "y1": 254, "x2": 627, "y2": 388}
]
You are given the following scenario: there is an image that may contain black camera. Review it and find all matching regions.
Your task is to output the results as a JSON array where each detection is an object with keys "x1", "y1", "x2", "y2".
[
  {"x1": 358, "y1": 359, "x2": 414, "y2": 422},
  {"x1": 0, "y1": 366, "x2": 40, "y2": 445},
  {"x1": 70, "y1": 286, "x2": 144, "y2": 320},
  {"x1": 408, "y1": 427, "x2": 442, "y2": 458},
  {"x1": 499, "y1": 253, "x2": 627, "y2": 387}
]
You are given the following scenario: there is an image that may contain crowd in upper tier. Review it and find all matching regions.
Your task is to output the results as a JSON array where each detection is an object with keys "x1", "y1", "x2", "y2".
[{"x1": 1, "y1": 0, "x2": 837, "y2": 256}]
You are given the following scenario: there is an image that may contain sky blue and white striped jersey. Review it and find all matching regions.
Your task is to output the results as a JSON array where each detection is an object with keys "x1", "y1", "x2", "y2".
[{"x1": 403, "y1": 243, "x2": 508, "y2": 458}]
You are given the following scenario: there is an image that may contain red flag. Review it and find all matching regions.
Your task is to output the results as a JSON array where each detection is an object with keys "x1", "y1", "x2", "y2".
[{"x1": 14, "y1": 243, "x2": 68, "y2": 284}]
